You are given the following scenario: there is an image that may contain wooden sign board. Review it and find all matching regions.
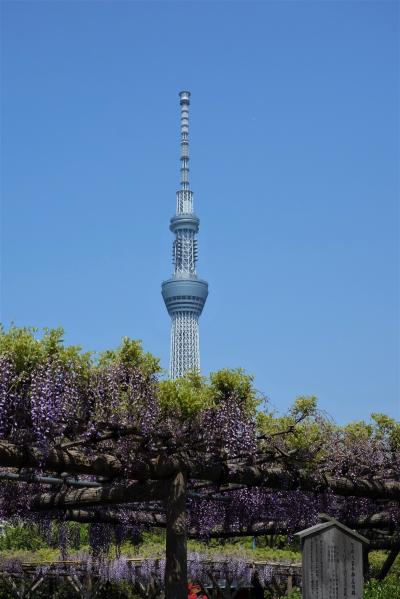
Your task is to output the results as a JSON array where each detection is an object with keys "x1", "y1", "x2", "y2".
[{"x1": 296, "y1": 520, "x2": 369, "y2": 599}]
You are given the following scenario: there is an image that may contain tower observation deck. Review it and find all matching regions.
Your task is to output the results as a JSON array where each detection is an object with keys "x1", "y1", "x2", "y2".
[{"x1": 161, "y1": 91, "x2": 208, "y2": 379}]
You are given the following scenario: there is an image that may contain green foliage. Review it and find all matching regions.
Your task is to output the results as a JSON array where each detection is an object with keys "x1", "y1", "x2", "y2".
[
  {"x1": 158, "y1": 368, "x2": 260, "y2": 419},
  {"x1": 364, "y1": 577, "x2": 400, "y2": 599},
  {"x1": 0, "y1": 523, "x2": 47, "y2": 551},
  {"x1": 0, "y1": 325, "x2": 92, "y2": 387},
  {"x1": 369, "y1": 551, "x2": 400, "y2": 578},
  {"x1": 289, "y1": 396, "x2": 318, "y2": 420},
  {"x1": 102, "y1": 582, "x2": 142, "y2": 598},
  {"x1": 257, "y1": 396, "x2": 329, "y2": 471},
  {"x1": 158, "y1": 372, "x2": 212, "y2": 417},
  {"x1": 210, "y1": 368, "x2": 260, "y2": 417},
  {"x1": 97, "y1": 337, "x2": 161, "y2": 378},
  {"x1": 343, "y1": 413, "x2": 400, "y2": 452},
  {"x1": 0, "y1": 326, "x2": 162, "y2": 389},
  {"x1": 118, "y1": 531, "x2": 301, "y2": 563},
  {"x1": 0, "y1": 521, "x2": 89, "y2": 554},
  {"x1": 0, "y1": 546, "x2": 60, "y2": 561},
  {"x1": 342, "y1": 419, "x2": 374, "y2": 441},
  {"x1": 257, "y1": 394, "x2": 400, "y2": 476},
  {"x1": 188, "y1": 538, "x2": 300, "y2": 563},
  {"x1": 0, "y1": 327, "x2": 259, "y2": 422},
  {"x1": 282, "y1": 578, "x2": 400, "y2": 599},
  {"x1": 371, "y1": 413, "x2": 400, "y2": 450},
  {"x1": 257, "y1": 395, "x2": 318, "y2": 436}
]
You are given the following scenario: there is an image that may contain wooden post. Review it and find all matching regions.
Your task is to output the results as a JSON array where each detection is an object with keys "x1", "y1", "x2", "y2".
[
  {"x1": 165, "y1": 470, "x2": 187, "y2": 599},
  {"x1": 286, "y1": 574, "x2": 293, "y2": 595},
  {"x1": 251, "y1": 570, "x2": 264, "y2": 599},
  {"x1": 3, "y1": 576, "x2": 22, "y2": 599},
  {"x1": 26, "y1": 575, "x2": 46, "y2": 597},
  {"x1": 363, "y1": 546, "x2": 370, "y2": 580},
  {"x1": 377, "y1": 548, "x2": 400, "y2": 581}
]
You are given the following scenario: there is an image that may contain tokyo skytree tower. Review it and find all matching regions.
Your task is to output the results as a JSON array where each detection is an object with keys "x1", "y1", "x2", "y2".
[{"x1": 161, "y1": 91, "x2": 208, "y2": 379}]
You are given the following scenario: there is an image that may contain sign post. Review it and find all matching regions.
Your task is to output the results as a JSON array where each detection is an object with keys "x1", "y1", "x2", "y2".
[{"x1": 295, "y1": 519, "x2": 369, "y2": 599}]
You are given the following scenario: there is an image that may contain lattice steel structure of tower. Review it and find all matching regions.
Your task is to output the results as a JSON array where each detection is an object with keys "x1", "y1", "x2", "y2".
[{"x1": 161, "y1": 91, "x2": 208, "y2": 379}]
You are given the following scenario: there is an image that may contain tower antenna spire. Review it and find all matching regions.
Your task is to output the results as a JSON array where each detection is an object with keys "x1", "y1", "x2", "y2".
[
  {"x1": 179, "y1": 90, "x2": 190, "y2": 191},
  {"x1": 161, "y1": 91, "x2": 209, "y2": 379}
]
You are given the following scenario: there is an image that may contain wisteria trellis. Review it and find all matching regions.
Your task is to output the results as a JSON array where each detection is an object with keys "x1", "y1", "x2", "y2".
[{"x1": 0, "y1": 329, "x2": 399, "y2": 598}]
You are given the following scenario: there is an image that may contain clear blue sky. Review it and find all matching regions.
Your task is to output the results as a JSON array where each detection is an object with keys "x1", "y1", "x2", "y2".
[{"x1": 1, "y1": 1, "x2": 398, "y2": 423}]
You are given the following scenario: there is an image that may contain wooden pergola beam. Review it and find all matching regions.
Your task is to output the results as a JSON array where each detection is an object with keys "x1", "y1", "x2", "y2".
[
  {"x1": 60, "y1": 509, "x2": 396, "y2": 540},
  {"x1": 368, "y1": 537, "x2": 400, "y2": 550},
  {"x1": 33, "y1": 479, "x2": 168, "y2": 509},
  {"x1": 0, "y1": 441, "x2": 123, "y2": 478},
  {"x1": 64, "y1": 509, "x2": 166, "y2": 526},
  {"x1": 32, "y1": 469, "x2": 400, "y2": 505},
  {"x1": 2, "y1": 440, "x2": 400, "y2": 501},
  {"x1": 319, "y1": 512, "x2": 396, "y2": 531}
]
